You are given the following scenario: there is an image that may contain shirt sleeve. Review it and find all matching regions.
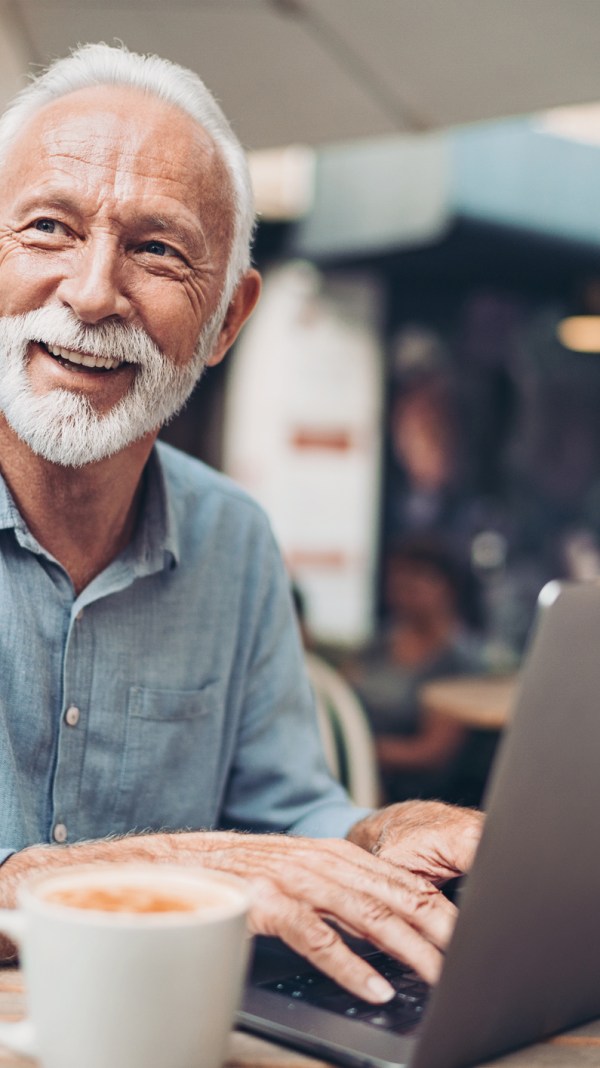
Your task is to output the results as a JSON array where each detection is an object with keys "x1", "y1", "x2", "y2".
[{"x1": 219, "y1": 531, "x2": 372, "y2": 839}]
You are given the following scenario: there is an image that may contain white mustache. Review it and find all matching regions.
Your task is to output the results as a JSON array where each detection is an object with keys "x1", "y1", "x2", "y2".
[{"x1": 17, "y1": 305, "x2": 164, "y2": 366}]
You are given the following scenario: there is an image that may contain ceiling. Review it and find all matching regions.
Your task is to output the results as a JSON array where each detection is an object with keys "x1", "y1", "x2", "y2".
[{"x1": 0, "y1": 0, "x2": 600, "y2": 150}]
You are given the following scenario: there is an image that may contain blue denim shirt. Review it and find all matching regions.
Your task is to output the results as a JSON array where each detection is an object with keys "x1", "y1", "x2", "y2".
[{"x1": 0, "y1": 443, "x2": 367, "y2": 862}]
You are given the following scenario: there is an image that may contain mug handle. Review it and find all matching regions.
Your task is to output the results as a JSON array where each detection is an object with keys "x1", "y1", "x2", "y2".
[{"x1": 0, "y1": 910, "x2": 36, "y2": 1057}]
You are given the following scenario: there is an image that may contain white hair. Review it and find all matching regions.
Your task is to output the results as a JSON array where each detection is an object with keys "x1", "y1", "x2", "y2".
[{"x1": 0, "y1": 42, "x2": 255, "y2": 313}]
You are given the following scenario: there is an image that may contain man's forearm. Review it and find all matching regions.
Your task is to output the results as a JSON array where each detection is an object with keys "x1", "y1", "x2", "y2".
[{"x1": 0, "y1": 830, "x2": 240, "y2": 909}]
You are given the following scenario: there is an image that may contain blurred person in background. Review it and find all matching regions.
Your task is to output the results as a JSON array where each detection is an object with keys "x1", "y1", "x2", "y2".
[
  {"x1": 386, "y1": 370, "x2": 467, "y2": 548},
  {"x1": 348, "y1": 538, "x2": 485, "y2": 804}
]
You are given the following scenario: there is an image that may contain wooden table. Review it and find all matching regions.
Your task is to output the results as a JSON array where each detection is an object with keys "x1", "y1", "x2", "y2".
[
  {"x1": 420, "y1": 673, "x2": 520, "y2": 732},
  {"x1": 1, "y1": 968, "x2": 600, "y2": 1067}
]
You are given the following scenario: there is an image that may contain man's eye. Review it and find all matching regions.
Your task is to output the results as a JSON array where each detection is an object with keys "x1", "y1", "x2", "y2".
[
  {"x1": 30, "y1": 218, "x2": 70, "y2": 237},
  {"x1": 34, "y1": 219, "x2": 58, "y2": 233},
  {"x1": 143, "y1": 241, "x2": 173, "y2": 257}
]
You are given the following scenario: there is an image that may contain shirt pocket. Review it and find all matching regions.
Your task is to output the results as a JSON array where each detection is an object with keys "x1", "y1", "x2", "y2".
[{"x1": 111, "y1": 683, "x2": 223, "y2": 834}]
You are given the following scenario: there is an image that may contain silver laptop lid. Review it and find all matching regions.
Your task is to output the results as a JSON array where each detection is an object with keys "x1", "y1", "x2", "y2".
[{"x1": 412, "y1": 580, "x2": 600, "y2": 1068}]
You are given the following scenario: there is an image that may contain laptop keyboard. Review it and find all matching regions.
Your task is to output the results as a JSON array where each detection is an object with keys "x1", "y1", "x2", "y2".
[{"x1": 259, "y1": 952, "x2": 429, "y2": 1035}]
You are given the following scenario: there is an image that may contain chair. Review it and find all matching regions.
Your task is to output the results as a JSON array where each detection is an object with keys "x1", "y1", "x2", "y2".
[{"x1": 305, "y1": 652, "x2": 381, "y2": 808}]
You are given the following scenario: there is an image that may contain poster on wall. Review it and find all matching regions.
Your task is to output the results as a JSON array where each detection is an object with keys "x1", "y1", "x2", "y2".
[{"x1": 223, "y1": 261, "x2": 383, "y2": 646}]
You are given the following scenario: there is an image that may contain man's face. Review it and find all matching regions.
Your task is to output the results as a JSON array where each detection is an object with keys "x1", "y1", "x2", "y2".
[{"x1": 0, "y1": 84, "x2": 244, "y2": 465}]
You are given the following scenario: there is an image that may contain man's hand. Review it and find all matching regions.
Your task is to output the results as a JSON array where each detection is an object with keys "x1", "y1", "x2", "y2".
[
  {"x1": 194, "y1": 832, "x2": 455, "y2": 1001},
  {"x1": 1, "y1": 826, "x2": 464, "y2": 1004},
  {"x1": 347, "y1": 800, "x2": 484, "y2": 886},
  {"x1": 1, "y1": 806, "x2": 482, "y2": 1004}
]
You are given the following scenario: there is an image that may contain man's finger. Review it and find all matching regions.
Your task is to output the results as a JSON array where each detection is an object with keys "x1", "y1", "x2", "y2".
[
  {"x1": 249, "y1": 892, "x2": 443, "y2": 1001},
  {"x1": 319, "y1": 865, "x2": 457, "y2": 954}
]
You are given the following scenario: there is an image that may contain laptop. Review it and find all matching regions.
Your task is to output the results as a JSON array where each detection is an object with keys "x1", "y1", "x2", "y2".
[{"x1": 238, "y1": 579, "x2": 600, "y2": 1068}]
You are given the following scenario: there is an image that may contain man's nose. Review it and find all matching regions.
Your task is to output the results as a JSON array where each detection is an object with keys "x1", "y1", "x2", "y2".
[{"x1": 55, "y1": 238, "x2": 133, "y2": 324}]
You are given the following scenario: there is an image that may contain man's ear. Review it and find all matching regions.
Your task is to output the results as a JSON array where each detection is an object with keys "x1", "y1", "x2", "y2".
[{"x1": 205, "y1": 269, "x2": 262, "y2": 367}]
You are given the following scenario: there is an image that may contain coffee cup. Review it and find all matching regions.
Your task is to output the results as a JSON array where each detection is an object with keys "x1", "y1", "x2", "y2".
[{"x1": 0, "y1": 862, "x2": 252, "y2": 1068}]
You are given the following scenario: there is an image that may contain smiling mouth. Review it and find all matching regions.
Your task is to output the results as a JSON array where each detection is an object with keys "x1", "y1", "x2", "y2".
[{"x1": 38, "y1": 341, "x2": 127, "y2": 373}]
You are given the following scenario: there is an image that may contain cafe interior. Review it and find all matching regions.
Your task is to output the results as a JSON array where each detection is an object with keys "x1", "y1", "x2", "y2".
[
  {"x1": 152, "y1": 2, "x2": 600, "y2": 814},
  {"x1": 3, "y1": 3, "x2": 600, "y2": 1066}
]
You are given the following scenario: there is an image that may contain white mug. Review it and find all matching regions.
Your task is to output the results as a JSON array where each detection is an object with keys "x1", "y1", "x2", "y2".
[{"x1": 0, "y1": 862, "x2": 252, "y2": 1068}]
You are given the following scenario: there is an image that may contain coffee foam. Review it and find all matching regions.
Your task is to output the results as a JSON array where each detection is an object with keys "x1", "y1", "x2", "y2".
[
  {"x1": 30, "y1": 865, "x2": 247, "y2": 922},
  {"x1": 43, "y1": 883, "x2": 221, "y2": 915}
]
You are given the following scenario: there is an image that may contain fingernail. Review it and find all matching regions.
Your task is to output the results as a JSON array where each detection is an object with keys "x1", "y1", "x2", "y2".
[{"x1": 366, "y1": 975, "x2": 395, "y2": 1003}]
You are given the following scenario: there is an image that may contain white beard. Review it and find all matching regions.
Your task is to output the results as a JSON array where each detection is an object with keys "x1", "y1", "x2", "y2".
[{"x1": 0, "y1": 305, "x2": 223, "y2": 467}]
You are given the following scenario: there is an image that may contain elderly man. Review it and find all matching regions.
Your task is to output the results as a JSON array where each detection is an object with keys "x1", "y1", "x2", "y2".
[{"x1": 0, "y1": 43, "x2": 481, "y2": 1004}]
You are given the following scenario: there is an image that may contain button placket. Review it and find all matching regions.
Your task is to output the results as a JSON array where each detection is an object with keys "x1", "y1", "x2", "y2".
[{"x1": 53, "y1": 607, "x2": 91, "y2": 844}]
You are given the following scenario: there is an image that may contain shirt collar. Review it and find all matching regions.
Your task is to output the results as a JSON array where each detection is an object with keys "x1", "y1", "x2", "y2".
[
  {"x1": 123, "y1": 443, "x2": 180, "y2": 577},
  {"x1": 0, "y1": 472, "x2": 27, "y2": 534}
]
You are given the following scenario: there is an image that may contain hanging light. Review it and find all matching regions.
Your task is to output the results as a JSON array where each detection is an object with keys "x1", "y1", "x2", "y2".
[
  {"x1": 557, "y1": 315, "x2": 600, "y2": 353},
  {"x1": 557, "y1": 279, "x2": 600, "y2": 353},
  {"x1": 248, "y1": 145, "x2": 315, "y2": 221}
]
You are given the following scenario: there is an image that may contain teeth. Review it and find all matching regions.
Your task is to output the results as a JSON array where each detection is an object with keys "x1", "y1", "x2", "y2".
[{"x1": 45, "y1": 343, "x2": 121, "y2": 371}]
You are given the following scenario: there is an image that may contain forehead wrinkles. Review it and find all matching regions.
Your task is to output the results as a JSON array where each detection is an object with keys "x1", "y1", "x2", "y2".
[
  {"x1": 39, "y1": 148, "x2": 218, "y2": 211},
  {"x1": 38, "y1": 114, "x2": 220, "y2": 188}
]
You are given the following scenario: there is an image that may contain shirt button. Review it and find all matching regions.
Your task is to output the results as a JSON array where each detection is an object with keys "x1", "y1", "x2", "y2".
[
  {"x1": 53, "y1": 823, "x2": 68, "y2": 844},
  {"x1": 64, "y1": 705, "x2": 80, "y2": 727}
]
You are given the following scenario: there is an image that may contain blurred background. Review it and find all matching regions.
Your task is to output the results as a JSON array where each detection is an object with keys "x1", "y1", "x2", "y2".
[{"x1": 6, "y1": 0, "x2": 600, "y2": 803}]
